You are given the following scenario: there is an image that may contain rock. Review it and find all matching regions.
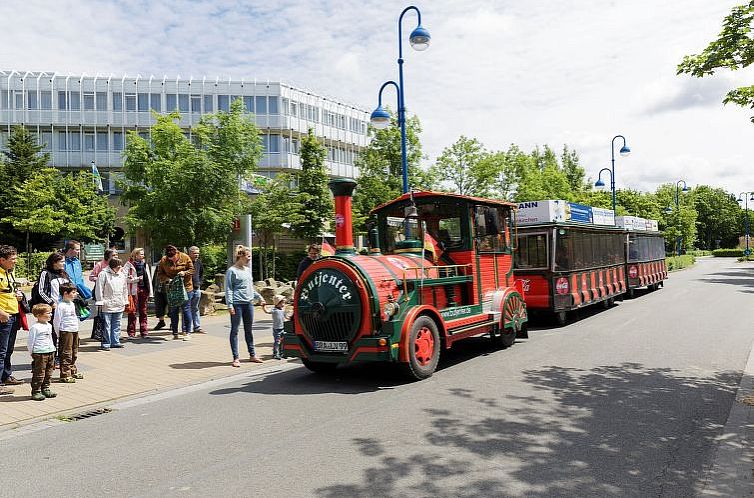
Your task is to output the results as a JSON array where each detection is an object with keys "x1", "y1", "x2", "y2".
[
  {"x1": 265, "y1": 277, "x2": 278, "y2": 288},
  {"x1": 199, "y1": 291, "x2": 215, "y2": 316},
  {"x1": 259, "y1": 286, "x2": 277, "y2": 304},
  {"x1": 277, "y1": 285, "x2": 294, "y2": 300}
]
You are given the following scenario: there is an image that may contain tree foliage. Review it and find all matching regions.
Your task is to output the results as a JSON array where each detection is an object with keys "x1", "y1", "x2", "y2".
[
  {"x1": 120, "y1": 100, "x2": 262, "y2": 248},
  {"x1": 289, "y1": 129, "x2": 332, "y2": 242},
  {"x1": 429, "y1": 136, "x2": 497, "y2": 196},
  {"x1": 678, "y1": 1, "x2": 754, "y2": 122}
]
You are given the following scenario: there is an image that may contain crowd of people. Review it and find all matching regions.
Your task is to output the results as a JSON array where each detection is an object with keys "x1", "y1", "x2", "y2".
[{"x1": 0, "y1": 240, "x2": 298, "y2": 401}]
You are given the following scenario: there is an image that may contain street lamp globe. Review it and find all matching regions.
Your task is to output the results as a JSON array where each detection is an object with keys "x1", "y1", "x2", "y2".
[
  {"x1": 594, "y1": 178, "x2": 605, "y2": 189},
  {"x1": 409, "y1": 25, "x2": 431, "y2": 51},
  {"x1": 370, "y1": 106, "x2": 391, "y2": 129},
  {"x1": 619, "y1": 145, "x2": 631, "y2": 156}
]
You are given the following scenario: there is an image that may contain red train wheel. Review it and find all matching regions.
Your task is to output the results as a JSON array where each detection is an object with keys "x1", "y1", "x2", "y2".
[{"x1": 400, "y1": 316, "x2": 440, "y2": 380}]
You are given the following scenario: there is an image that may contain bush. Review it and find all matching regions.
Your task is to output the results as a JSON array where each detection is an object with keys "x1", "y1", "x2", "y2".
[
  {"x1": 14, "y1": 251, "x2": 51, "y2": 281},
  {"x1": 737, "y1": 255, "x2": 754, "y2": 262},
  {"x1": 666, "y1": 254, "x2": 695, "y2": 271},
  {"x1": 200, "y1": 244, "x2": 228, "y2": 287},
  {"x1": 688, "y1": 249, "x2": 712, "y2": 257},
  {"x1": 712, "y1": 248, "x2": 744, "y2": 257},
  {"x1": 250, "y1": 248, "x2": 305, "y2": 283}
]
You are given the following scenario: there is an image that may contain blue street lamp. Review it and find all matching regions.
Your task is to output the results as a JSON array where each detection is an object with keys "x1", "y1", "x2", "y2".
[
  {"x1": 673, "y1": 180, "x2": 689, "y2": 256},
  {"x1": 594, "y1": 135, "x2": 630, "y2": 213},
  {"x1": 370, "y1": 6, "x2": 430, "y2": 194},
  {"x1": 737, "y1": 192, "x2": 754, "y2": 256}
]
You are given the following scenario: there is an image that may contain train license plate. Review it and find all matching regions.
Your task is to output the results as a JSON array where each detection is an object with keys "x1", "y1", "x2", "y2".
[{"x1": 313, "y1": 341, "x2": 348, "y2": 352}]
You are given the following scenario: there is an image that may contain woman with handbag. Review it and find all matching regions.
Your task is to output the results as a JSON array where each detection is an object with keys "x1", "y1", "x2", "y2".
[
  {"x1": 157, "y1": 245, "x2": 194, "y2": 341},
  {"x1": 95, "y1": 258, "x2": 129, "y2": 350},
  {"x1": 123, "y1": 248, "x2": 153, "y2": 338}
]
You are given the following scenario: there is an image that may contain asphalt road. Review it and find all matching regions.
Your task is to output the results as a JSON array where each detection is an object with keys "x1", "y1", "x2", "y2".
[{"x1": 4, "y1": 257, "x2": 754, "y2": 498}]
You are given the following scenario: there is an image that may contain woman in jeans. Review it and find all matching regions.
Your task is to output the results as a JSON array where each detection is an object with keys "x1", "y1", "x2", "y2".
[
  {"x1": 37, "y1": 252, "x2": 71, "y2": 365},
  {"x1": 95, "y1": 258, "x2": 130, "y2": 350},
  {"x1": 225, "y1": 246, "x2": 263, "y2": 367},
  {"x1": 123, "y1": 248, "x2": 153, "y2": 338}
]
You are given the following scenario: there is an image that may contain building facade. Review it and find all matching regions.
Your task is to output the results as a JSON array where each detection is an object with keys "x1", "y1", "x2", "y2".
[{"x1": 0, "y1": 71, "x2": 369, "y2": 193}]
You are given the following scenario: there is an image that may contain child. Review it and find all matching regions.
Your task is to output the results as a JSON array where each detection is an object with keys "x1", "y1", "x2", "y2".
[
  {"x1": 28, "y1": 304, "x2": 58, "y2": 401},
  {"x1": 263, "y1": 295, "x2": 290, "y2": 360},
  {"x1": 54, "y1": 283, "x2": 83, "y2": 383}
]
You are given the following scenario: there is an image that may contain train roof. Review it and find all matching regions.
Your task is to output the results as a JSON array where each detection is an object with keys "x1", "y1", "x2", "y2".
[{"x1": 371, "y1": 190, "x2": 517, "y2": 215}]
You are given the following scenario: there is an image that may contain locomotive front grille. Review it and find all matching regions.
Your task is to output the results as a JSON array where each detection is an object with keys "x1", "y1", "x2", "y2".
[{"x1": 300, "y1": 311, "x2": 356, "y2": 342}]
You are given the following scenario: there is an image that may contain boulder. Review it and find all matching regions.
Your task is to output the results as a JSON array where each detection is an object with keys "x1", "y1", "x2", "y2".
[{"x1": 259, "y1": 286, "x2": 277, "y2": 304}]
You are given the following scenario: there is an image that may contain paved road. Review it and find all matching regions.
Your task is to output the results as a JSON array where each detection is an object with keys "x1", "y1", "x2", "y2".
[{"x1": 4, "y1": 258, "x2": 754, "y2": 497}]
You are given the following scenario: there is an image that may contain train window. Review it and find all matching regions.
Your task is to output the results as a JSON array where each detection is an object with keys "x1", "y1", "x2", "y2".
[
  {"x1": 475, "y1": 205, "x2": 508, "y2": 253},
  {"x1": 516, "y1": 233, "x2": 548, "y2": 269}
]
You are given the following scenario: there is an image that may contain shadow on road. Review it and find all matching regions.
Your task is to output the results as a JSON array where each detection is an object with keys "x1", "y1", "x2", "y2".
[
  {"x1": 311, "y1": 363, "x2": 740, "y2": 498},
  {"x1": 700, "y1": 266, "x2": 754, "y2": 293}
]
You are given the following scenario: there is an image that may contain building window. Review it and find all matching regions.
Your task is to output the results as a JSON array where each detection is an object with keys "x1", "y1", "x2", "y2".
[
  {"x1": 268, "y1": 97, "x2": 279, "y2": 114},
  {"x1": 96, "y1": 92, "x2": 107, "y2": 110},
  {"x1": 96, "y1": 131, "x2": 108, "y2": 150},
  {"x1": 178, "y1": 94, "x2": 189, "y2": 112},
  {"x1": 112, "y1": 92, "x2": 122, "y2": 111},
  {"x1": 57, "y1": 91, "x2": 67, "y2": 110},
  {"x1": 243, "y1": 96, "x2": 254, "y2": 113},
  {"x1": 57, "y1": 131, "x2": 67, "y2": 151},
  {"x1": 25, "y1": 91, "x2": 37, "y2": 110},
  {"x1": 69, "y1": 92, "x2": 80, "y2": 111},
  {"x1": 14, "y1": 91, "x2": 24, "y2": 110},
  {"x1": 125, "y1": 94, "x2": 136, "y2": 112},
  {"x1": 255, "y1": 96, "x2": 267, "y2": 114},
  {"x1": 69, "y1": 131, "x2": 81, "y2": 151},
  {"x1": 138, "y1": 93, "x2": 149, "y2": 112},
  {"x1": 0, "y1": 90, "x2": 7, "y2": 110},
  {"x1": 190, "y1": 95, "x2": 201, "y2": 113},
  {"x1": 151, "y1": 93, "x2": 161, "y2": 112},
  {"x1": 203, "y1": 95, "x2": 213, "y2": 112},
  {"x1": 290, "y1": 101, "x2": 298, "y2": 117},
  {"x1": 40, "y1": 132, "x2": 52, "y2": 152},
  {"x1": 166, "y1": 94, "x2": 177, "y2": 111},
  {"x1": 265, "y1": 135, "x2": 280, "y2": 153},
  {"x1": 113, "y1": 131, "x2": 124, "y2": 151},
  {"x1": 83, "y1": 92, "x2": 95, "y2": 110},
  {"x1": 84, "y1": 132, "x2": 95, "y2": 152},
  {"x1": 218, "y1": 95, "x2": 229, "y2": 112}
]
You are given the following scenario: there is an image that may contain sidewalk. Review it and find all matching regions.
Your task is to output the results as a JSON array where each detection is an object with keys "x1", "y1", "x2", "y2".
[{"x1": 0, "y1": 308, "x2": 282, "y2": 429}]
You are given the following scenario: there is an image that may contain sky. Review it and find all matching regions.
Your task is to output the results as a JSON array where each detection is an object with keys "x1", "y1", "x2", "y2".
[{"x1": 2, "y1": 0, "x2": 753, "y2": 196}]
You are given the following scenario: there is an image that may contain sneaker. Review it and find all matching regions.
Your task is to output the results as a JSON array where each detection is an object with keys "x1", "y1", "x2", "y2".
[
  {"x1": 99, "y1": 346, "x2": 111, "y2": 351},
  {"x1": 0, "y1": 386, "x2": 15, "y2": 395},
  {"x1": 41, "y1": 389, "x2": 57, "y2": 398},
  {"x1": 154, "y1": 320, "x2": 166, "y2": 330},
  {"x1": 31, "y1": 392, "x2": 45, "y2": 401},
  {"x1": 172, "y1": 334, "x2": 180, "y2": 340},
  {"x1": 60, "y1": 377, "x2": 76, "y2": 383},
  {"x1": 111, "y1": 344, "x2": 124, "y2": 349},
  {"x1": 4, "y1": 376, "x2": 23, "y2": 385},
  {"x1": 231, "y1": 359, "x2": 241, "y2": 368},
  {"x1": 72, "y1": 373, "x2": 84, "y2": 380},
  {"x1": 183, "y1": 334, "x2": 191, "y2": 341},
  {"x1": 249, "y1": 356, "x2": 263, "y2": 363},
  {"x1": 194, "y1": 328, "x2": 204, "y2": 334}
]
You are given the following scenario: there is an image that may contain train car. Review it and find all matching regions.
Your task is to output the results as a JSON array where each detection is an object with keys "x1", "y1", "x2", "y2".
[
  {"x1": 282, "y1": 178, "x2": 528, "y2": 380},
  {"x1": 616, "y1": 216, "x2": 667, "y2": 298},
  {"x1": 514, "y1": 200, "x2": 626, "y2": 325}
]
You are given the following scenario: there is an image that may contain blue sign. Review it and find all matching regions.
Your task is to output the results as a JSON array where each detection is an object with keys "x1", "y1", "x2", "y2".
[{"x1": 566, "y1": 202, "x2": 593, "y2": 223}]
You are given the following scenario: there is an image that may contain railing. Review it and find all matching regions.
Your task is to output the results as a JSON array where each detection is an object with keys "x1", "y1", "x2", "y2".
[{"x1": 388, "y1": 264, "x2": 472, "y2": 302}]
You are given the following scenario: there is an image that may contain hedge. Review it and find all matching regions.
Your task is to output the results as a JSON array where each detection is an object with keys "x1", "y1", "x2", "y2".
[
  {"x1": 712, "y1": 248, "x2": 745, "y2": 257},
  {"x1": 666, "y1": 254, "x2": 695, "y2": 271}
]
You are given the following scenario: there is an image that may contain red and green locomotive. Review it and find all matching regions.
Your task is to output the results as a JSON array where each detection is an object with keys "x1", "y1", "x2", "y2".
[{"x1": 282, "y1": 178, "x2": 528, "y2": 380}]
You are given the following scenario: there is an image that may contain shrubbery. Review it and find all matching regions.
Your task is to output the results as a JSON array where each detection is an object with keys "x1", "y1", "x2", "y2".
[
  {"x1": 688, "y1": 249, "x2": 712, "y2": 257},
  {"x1": 13, "y1": 252, "x2": 51, "y2": 281},
  {"x1": 712, "y1": 248, "x2": 744, "y2": 257},
  {"x1": 666, "y1": 255, "x2": 695, "y2": 271},
  {"x1": 198, "y1": 244, "x2": 306, "y2": 285}
]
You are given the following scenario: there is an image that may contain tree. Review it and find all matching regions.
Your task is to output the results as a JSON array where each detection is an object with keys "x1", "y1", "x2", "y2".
[
  {"x1": 693, "y1": 186, "x2": 743, "y2": 249},
  {"x1": 677, "y1": 1, "x2": 754, "y2": 122},
  {"x1": 428, "y1": 136, "x2": 497, "y2": 197},
  {"x1": 352, "y1": 110, "x2": 430, "y2": 232},
  {"x1": 121, "y1": 100, "x2": 262, "y2": 248},
  {"x1": 655, "y1": 184, "x2": 697, "y2": 253},
  {"x1": 289, "y1": 129, "x2": 332, "y2": 242}
]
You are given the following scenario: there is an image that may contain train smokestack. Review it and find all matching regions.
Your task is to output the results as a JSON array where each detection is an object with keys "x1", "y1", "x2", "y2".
[{"x1": 328, "y1": 178, "x2": 357, "y2": 254}]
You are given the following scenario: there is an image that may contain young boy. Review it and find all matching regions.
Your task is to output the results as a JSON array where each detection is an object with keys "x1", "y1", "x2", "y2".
[
  {"x1": 54, "y1": 283, "x2": 83, "y2": 383},
  {"x1": 263, "y1": 295, "x2": 290, "y2": 360},
  {"x1": 28, "y1": 304, "x2": 58, "y2": 401}
]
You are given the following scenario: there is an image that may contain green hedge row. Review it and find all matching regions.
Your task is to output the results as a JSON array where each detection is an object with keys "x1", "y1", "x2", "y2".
[
  {"x1": 666, "y1": 254, "x2": 695, "y2": 271},
  {"x1": 712, "y1": 248, "x2": 745, "y2": 257},
  {"x1": 13, "y1": 252, "x2": 52, "y2": 281},
  {"x1": 688, "y1": 249, "x2": 712, "y2": 257}
]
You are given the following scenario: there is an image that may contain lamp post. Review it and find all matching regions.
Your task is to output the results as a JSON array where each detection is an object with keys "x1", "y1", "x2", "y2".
[
  {"x1": 737, "y1": 192, "x2": 754, "y2": 256},
  {"x1": 594, "y1": 135, "x2": 631, "y2": 213},
  {"x1": 370, "y1": 6, "x2": 430, "y2": 194},
  {"x1": 672, "y1": 179, "x2": 689, "y2": 256}
]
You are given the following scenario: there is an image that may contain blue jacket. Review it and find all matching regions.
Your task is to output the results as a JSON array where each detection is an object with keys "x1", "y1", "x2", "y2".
[{"x1": 65, "y1": 256, "x2": 92, "y2": 299}]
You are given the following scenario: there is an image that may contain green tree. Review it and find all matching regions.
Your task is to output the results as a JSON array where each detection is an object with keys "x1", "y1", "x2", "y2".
[
  {"x1": 428, "y1": 136, "x2": 497, "y2": 196},
  {"x1": 352, "y1": 110, "x2": 429, "y2": 232},
  {"x1": 655, "y1": 184, "x2": 697, "y2": 253},
  {"x1": 693, "y1": 186, "x2": 745, "y2": 249},
  {"x1": 121, "y1": 101, "x2": 262, "y2": 248},
  {"x1": 290, "y1": 129, "x2": 332, "y2": 242},
  {"x1": 509, "y1": 145, "x2": 572, "y2": 202},
  {"x1": 677, "y1": 1, "x2": 754, "y2": 122}
]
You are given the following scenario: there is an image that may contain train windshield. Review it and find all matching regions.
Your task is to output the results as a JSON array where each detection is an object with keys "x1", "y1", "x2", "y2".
[{"x1": 381, "y1": 202, "x2": 464, "y2": 253}]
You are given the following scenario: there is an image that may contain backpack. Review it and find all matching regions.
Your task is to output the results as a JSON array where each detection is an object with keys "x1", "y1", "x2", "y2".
[{"x1": 29, "y1": 280, "x2": 43, "y2": 307}]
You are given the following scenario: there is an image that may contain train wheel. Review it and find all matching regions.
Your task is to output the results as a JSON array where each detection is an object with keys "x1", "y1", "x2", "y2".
[
  {"x1": 493, "y1": 323, "x2": 518, "y2": 349},
  {"x1": 302, "y1": 359, "x2": 338, "y2": 374},
  {"x1": 555, "y1": 311, "x2": 568, "y2": 326},
  {"x1": 496, "y1": 292, "x2": 526, "y2": 348},
  {"x1": 400, "y1": 316, "x2": 440, "y2": 380}
]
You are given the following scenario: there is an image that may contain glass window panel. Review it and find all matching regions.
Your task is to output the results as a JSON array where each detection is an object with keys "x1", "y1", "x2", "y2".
[
  {"x1": 112, "y1": 92, "x2": 122, "y2": 111},
  {"x1": 125, "y1": 94, "x2": 136, "y2": 111},
  {"x1": 14, "y1": 92, "x2": 24, "y2": 110},
  {"x1": 218, "y1": 95, "x2": 229, "y2": 112},
  {"x1": 268, "y1": 97, "x2": 278, "y2": 114},
  {"x1": 150, "y1": 93, "x2": 161, "y2": 112},
  {"x1": 57, "y1": 131, "x2": 67, "y2": 150},
  {"x1": 190, "y1": 95, "x2": 201, "y2": 113},
  {"x1": 84, "y1": 133, "x2": 95, "y2": 151},
  {"x1": 138, "y1": 93, "x2": 149, "y2": 111},
  {"x1": 243, "y1": 96, "x2": 253, "y2": 113},
  {"x1": 261, "y1": 134, "x2": 269, "y2": 151},
  {"x1": 178, "y1": 94, "x2": 189, "y2": 112},
  {"x1": 40, "y1": 131, "x2": 52, "y2": 151},
  {"x1": 26, "y1": 91, "x2": 37, "y2": 110},
  {"x1": 69, "y1": 132, "x2": 81, "y2": 151},
  {"x1": 268, "y1": 135, "x2": 280, "y2": 153},
  {"x1": 255, "y1": 96, "x2": 267, "y2": 114},
  {"x1": 96, "y1": 131, "x2": 108, "y2": 150},
  {"x1": 83, "y1": 92, "x2": 95, "y2": 110},
  {"x1": 113, "y1": 131, "x2": 124, "y2": 151},
  {"x1": 57, "y1": 91, "x2": 67, "y2": 110},
  {"x1": 69, "y1": 92, "x2": 80, "y2": 110},
  {"x1": 0, "y1": 90, "x2": 7, "y2": 110},
  {"x1": 96, "y1": 92, "x2": 107, "y2": 110},
  {"x1": 166, "y1": 94, "x2": 177, "y2": 111},
  {"x1": 203, "y1": 95, "x2": 213, "y2": 112}
]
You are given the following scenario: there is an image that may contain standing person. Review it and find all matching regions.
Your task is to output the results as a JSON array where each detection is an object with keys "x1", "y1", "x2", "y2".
[
  {"x1": 63, "y1": 240, "x2": 92, "y2": 300},
  {"x1": 95, "y1": 258, "x2": 129, "y2": 350},
  {"x1": 123, "y1": 248, "x2": 153, "y2": 338},
  {"x1": 157, "y1": 245, "x2": 194, "y2": 341},
  {"x1": 38, "y1": 252, "x2": 71, "y2": 363},
  {"x1": 152, "y1": 263, "x2": 167, "y2": 331},
  {"x1": 296, "y1": 244, "x2": 321, "y2": 280},
  {"x1": 89, "y1": 249, "x2": 114, "y2": 289},
  {"x1": 262, "y1": 295, "x2": 290, "y2": 360},
  {"x1": 226, "y1": 245, "x2": 264, "y2": 367},
  {"x1": 27, "y1": 304, "x2": 57, "y2": 401},
  {"x1": 187, "y1": 246, "x2": 204, "y2": 334},
  {"x1": 0, "y1": 245, "x2": 23, "y2": 394},
  {"x1": 53, "y1": 283, "x2": 83, "y2": 383}
]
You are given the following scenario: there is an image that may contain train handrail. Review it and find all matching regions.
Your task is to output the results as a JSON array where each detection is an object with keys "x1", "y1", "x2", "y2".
[{"x1": 399, "y1": 264, "x2": 472, "y2": 302}]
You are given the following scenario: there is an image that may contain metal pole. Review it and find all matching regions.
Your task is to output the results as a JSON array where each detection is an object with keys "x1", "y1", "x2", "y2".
[
  {"x1": 676, "y1": 182, "x2": 680, "y2": 257},
  {"x1": 610, "y1": 139, "x2": 616, "y2": 213},
  {"x1": 397, "y1": 9, "x2": 410, "y2": 194}
]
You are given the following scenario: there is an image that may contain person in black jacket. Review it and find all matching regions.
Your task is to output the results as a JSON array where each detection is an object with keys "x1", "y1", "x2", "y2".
[
  {"x1": 296, "y1": 244, "x2": 321, "y2": 281},
  {"x1": 186, "y1": 246, "x2": 204, "y2": 334},
  {"x1": 152, "y1": 260, "x2": 168, "y2": 330}
]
